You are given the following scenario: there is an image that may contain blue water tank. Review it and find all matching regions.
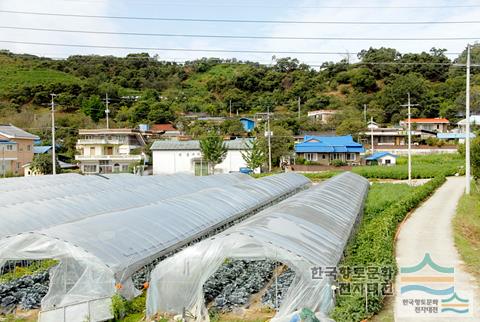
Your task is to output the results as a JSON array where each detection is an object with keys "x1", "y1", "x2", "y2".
[{"x1": 138, "y1": 124, "x2": 150, "y2": 132}]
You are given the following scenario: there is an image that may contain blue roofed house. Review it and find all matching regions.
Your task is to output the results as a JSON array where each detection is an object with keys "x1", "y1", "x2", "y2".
[
  {"x1": 295, "y1": 135, "x2": 365, "y2": 166},
  {"x1": 365, "y1": 152, "x2": 398, "y2": 166},
  {"x1": 239, "y1": 118, "x2": 255, "y2": 132}
]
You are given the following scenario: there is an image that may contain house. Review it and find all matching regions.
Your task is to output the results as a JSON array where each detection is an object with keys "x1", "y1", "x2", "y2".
[
  {"x1": 294, "y1": 135, "x2": 365, "y2": 165},
  {"x1": 399, "y1": 118, "x2": 449, "y2": 133},
  {"x1": 23, "y1": 160, "x2": 78, "y2": 177},
  {"x1": 0, "y1": 124, "x2": 39, "y2": 175},
  {"x1": 365, "y1": 152, "x2": 398, "y2": 166},
  {"x1": 307, "y1": 110, "x2": 338, "y2": 124},
  {"x1": 150, "y1": 123, "x2": 183, "y2": 138},
  {"x1": 151, "y1": 138, "x2": 254, "y2": 175},
  {"x1": 75, "y1": 128, "x2": 147, "y2": 174},
  {"x1": 363, "y1": 127, "x2": 407, "y2": 146},
  {"x1": 457, "y1": 115, "x2": 480, "y2": 132},
  {"x1": 437, "y1": 132, "x2": 476, "y2": 144},
  {"x1": 239, "y1": 118, "x2": 255, "y2": 132},
  {"x1": 33, "y1": 146, "x2": 53, "y2": 155}
]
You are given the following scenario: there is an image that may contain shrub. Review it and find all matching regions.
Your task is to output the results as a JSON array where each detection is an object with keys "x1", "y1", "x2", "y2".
[{"x1": 331, "y1": 159, "x2": 347, "y2": 167}]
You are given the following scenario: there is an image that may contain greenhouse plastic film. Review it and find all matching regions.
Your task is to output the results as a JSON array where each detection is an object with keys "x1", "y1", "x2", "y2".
[
  {"x1": 146, "y1": 172, "x2": 369, "y2": 321},
  {"x1": 0, "y1": 173, "x2": 252, "y2": 237},
  {"x1": 0, "y1": 173, "x2": 310, "y2": 313}
]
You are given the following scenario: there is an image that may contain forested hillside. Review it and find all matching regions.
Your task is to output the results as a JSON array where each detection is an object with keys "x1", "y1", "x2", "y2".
[{"x1": 0, "y1": 46, "x2": 479, "y2": 160}]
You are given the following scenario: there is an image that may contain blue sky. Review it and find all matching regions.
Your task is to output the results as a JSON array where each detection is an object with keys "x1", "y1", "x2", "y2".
[{"x1": 0, "y1": 0, "x2": 479, "y2": 64}]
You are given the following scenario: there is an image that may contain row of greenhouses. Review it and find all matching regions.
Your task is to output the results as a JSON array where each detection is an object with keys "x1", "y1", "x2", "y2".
[{"x1": 0, "y1": 171, "x2": 369, "y2": 322}]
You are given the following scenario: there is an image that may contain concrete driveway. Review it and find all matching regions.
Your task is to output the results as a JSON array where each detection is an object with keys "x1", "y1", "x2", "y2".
[{"x1": 394, "y1": 176, "x2": 480, "y2": 321}]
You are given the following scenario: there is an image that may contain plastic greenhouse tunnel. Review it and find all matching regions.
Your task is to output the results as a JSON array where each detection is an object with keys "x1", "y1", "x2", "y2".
[
  {"x1": 146, "y1": 172, "x2": 369, "y2": 322},
  {"x1": 0, "y1": 173, "x2": 310, "y2": 322},
  {"x1": 0, "y1": 172, "x2": 253, "y2": 237}
]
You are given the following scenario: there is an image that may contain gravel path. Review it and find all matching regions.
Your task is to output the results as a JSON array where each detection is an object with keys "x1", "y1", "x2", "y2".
[{"x1": 394, "y1": 177, "x2": 480, "y2": 321}]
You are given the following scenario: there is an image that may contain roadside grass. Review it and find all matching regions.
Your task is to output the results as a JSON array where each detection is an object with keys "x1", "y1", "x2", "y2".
[
  {"x1": 369, "y1": 296, "x2": 394, "y2": 322},
  {"x1": 453, "y1": 182, "x2": 480, "y2": 280}
]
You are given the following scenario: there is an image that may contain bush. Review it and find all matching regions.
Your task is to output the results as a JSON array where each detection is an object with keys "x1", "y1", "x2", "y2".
[
  {"x1": 111, "y1": 292, "x2": 146, "y2": 321},
  {"x1": 331, "y1": 159, "x2": 347, "y2": 167},
  {"x1": 352, "y1": 163, "x2": 462, "y2": 179}
]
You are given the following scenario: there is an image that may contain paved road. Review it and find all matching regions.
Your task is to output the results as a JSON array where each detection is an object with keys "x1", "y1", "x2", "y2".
[{"x1": 394, "y1": 177, "x2": 480, "y2": 321}]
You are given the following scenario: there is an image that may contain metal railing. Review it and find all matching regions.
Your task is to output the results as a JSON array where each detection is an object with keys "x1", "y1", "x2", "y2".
[{"x1": 75, "y1": 155, "x2": 143, "y2": 161}]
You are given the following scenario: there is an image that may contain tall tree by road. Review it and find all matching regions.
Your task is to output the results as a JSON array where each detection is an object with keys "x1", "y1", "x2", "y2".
[{"x1": 200, "y1": 134, "x2": 228, "y2": 174}]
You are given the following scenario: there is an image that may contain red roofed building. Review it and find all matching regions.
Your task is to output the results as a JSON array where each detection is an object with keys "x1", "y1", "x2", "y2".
[
  {"x1": 399, "y1": 118, "x2": 449, "y2": 133},
  {"x1": 151, "y1": 123, "x2": 183, "y2": 138}
]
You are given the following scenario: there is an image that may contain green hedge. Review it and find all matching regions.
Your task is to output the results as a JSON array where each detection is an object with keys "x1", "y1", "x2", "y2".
[
  {"x1": 331, "y1": 176, "x2": 446, "y2": 321},
  {"x1": 352, "y1": 163, "x2": 462, "y2": 179}
]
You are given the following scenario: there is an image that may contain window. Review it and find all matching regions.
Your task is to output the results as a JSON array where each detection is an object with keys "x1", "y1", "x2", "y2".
[
  {"x1": 346, "y1": 153, "x2": 356, "y2": 161},
  {"x1": 178, "y1": 153, "x2": 182, "y2": 157},
  {"x1": 17, "y1": 162, "x2": 20, "y2": 169},
  {"x1": 99, "y1": 160, "x2": 110, "y2": 165},
  {"x1": 322, "y1": 154, "x2": 326, "y2": 159},
  {"x1": 385, "y1": 159, "x2": 391, "y2": 165},
  {"x1": 83, "y1": 165, "x2": 97, "y2": 173},
  {"x1": 330, "y1": 153, "x2": 341, "y2": 160},
  {"x1": 6, "y1": 145, "x2": 13, "y2": 151},
  {"x1": 305, "y1": 153, "x2": 317, "y2": 161},
  {"x1": 27, "y1": 145, "x2": 31, "y2": 151},
  {"x1": 122, "y1": 165, "x2": 129, "y2": 172},
  {"x1": 90, "y1": 147, "x2": 95, "y2": 156}
]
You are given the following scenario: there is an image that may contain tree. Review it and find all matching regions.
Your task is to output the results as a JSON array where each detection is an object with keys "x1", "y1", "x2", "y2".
[
  {"x1": 257, "y1": 125, "x2": 294, "y2": 167},
  {"x1": 148, "y1": 101, "x2": 174, "y2": 124},
  {"x1": 221, "y1": 119, "x2": 245, "y2": 136},
  {"x1": 30, "y1": 154, "x2": 60, "y2": 175},
  {"x1": 81, "y1": 95, "x2": 104, "y2": 122},
  {"x1": 199, "y1": 134, "x2": 228, "y2": 174},
  {"x1": 241, "y1": 139, "x2": 265, "y2": 171}
]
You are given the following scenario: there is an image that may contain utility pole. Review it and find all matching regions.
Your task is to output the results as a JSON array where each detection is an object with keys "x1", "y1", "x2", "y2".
[
  {"x1": 266, "y1": 106, "x2": 272, "y2": 172},
  {"x1": 407, "y1": 93, "x2": 412, "y2": 186},
  {"x1": 229, "y1": 100, "x2": 232, "y2": 118},
  {"x1": 2, "y1": 144, "x2": 5, "y2": 178},
  {"x1": 466, "y1": 44, "x2": 471, "y2": 195},
  {"x1": 370, "y1": 117, "x2": 374, "y2": 155},
  {"x1": 364, "y1": 104, "x2": 367, "y2": 124},
  {"x1": 297, "y1": 97, "x2": 301, "y2": 119},
  {"x1": 400, "y1": 93, "x2": 419, "y2": 186},
  {"x1": 105, "y1": 93, "x2": 110, "y2": 129},
  {"x1": 50, "y1": 93, "x2": 57, "y2": 175}
]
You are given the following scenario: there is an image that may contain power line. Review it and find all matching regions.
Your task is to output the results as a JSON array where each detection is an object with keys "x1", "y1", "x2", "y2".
[
  {"x1": 0, "y1": 40, "x2": 470, "y2": 58},
  {"x1": 4, "y1": 50, "x2": 479, "y2": 66},
  {"x1": 2, "y1": 9, "x2": 480, "y2": 24},
  {"x1": 20, "y1": 0, "x2": 480, "y2": 10},
  {"x1": 0, "y1": 40, "x2": 420, "y2": 55},
  {"x1": 1, "y1": 25, "x2": 478, "y2": 41}
]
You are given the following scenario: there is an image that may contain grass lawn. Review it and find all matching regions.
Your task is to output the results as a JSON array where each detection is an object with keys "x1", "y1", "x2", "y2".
[{"x1": 453, "y1": 182, "x2": 480, "y2": 279}]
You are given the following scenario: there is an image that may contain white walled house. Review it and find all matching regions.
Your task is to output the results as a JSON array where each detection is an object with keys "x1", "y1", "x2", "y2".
[
  {"x1": 75, "y1": 129, "x2": 146, "y2": 174},
  {"x1": 365, "y1": 152, "x2": 398, "y2": 166},
  {"x1": 151, "y1": 138, "x2": 253, "y2": 175}
]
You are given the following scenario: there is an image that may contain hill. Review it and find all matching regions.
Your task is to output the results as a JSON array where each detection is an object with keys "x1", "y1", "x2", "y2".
[{"x1": 0, "y1": 46, "x2": 479, "y2": 161}]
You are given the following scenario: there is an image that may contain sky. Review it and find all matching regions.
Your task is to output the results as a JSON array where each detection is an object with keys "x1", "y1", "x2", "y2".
[{"x1": 0, "y1": 0, "x2": 480, "y2": 65}]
